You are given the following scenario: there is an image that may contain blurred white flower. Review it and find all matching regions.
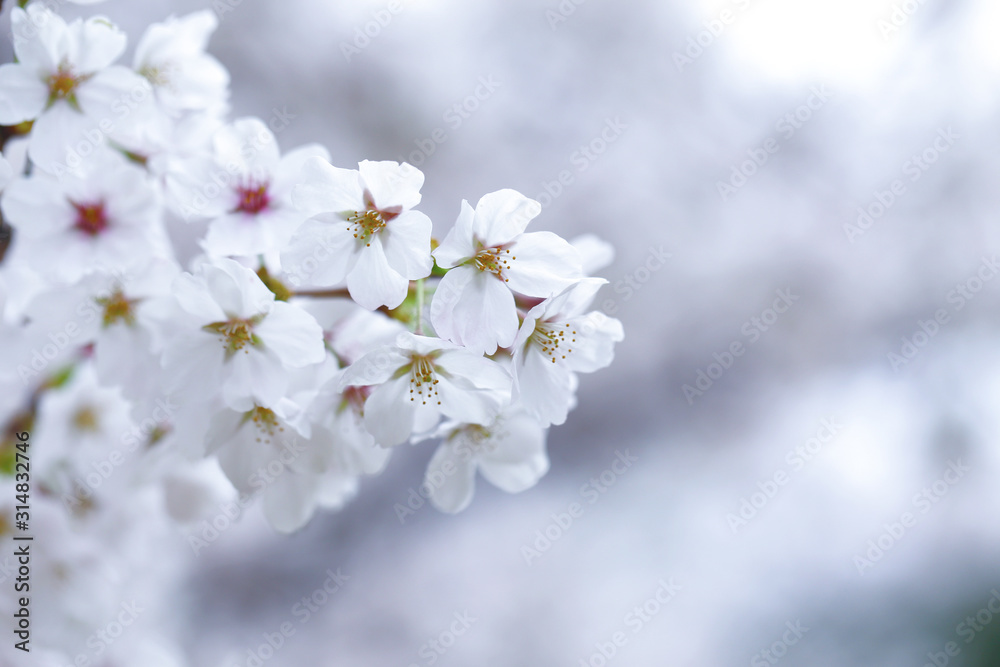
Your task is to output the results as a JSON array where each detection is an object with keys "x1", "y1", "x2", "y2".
[
  {"x1": 424, "y1": 408, "x2": 549, "y2": 514},
  {"x1": 134, "y1": 10, "x2": 229, "y2": 113},
  {"x1": 1, "y1": 148, "x2": 168, "y2": 284},
  {"x1": 0, "y1": 6, "x2": 153, "y2": 173},
  {"x1": 283, "y1": 158, "x2": 433, "y2": 309},
  {"x1": 172, "y1": 117, "x2": 328, "y2": 259},
  {"x1": 431, "y1": 189, "x2": 583, "y2": 355}
]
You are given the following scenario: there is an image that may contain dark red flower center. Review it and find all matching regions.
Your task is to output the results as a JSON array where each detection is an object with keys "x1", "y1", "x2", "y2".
[
  {"x1": 72, "y1": 201, "x2": 109, "y2": 236},
  {"x1": 236, "y1": 184, "x2": 270, "y2": 214}
]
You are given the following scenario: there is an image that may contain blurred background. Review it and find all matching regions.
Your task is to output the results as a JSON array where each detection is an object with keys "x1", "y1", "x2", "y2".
[{"x1": 8, "y1": 0, "x2": 1000, "y2": 664}]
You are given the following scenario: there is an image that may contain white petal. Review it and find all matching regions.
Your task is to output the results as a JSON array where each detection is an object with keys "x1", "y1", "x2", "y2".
[
  {"x1": 426, "y1": 443, "x2": 477, "y2": 514},
  {"x1": 561, "y1": 312, "x2": 624, "y2": 374},
  {"x1": 381, "y1": 210, "x2": 433, "y2": 279},
  {"x1": 257, "y1": 302, "x2": 326, "y2": 368},
  {"x1": 203, "y1": 259, "x2": 273, "y2": 318},
  {"x1": 478, "y1": 413, "x2": 549, "y2": 493},
  {"x1": 74, "y1": 15, "x2": 127, "y2": 73},
  {"x1": 281, "y1": 217, "x2": 358, "y2": 287},
  {"x1": 450, "y1": 271, "x2": 518, "y2": 354},
  {"x1": 214, "y1": 117, "x2": 280, "y2": 181},
  {"x1": 432, "y1": 199, "x2": 476, "y2": 268},
  {"x1": 570, "y1": 234, "x2": 615, "y2": 275},
  {"x1": 172, "y1": 272, "x2": 227, "y2": 322},
  {"x1": 0, "y1": 64, "x2": 47, "y2": 125},
  {"x1": 76, "y1": 66, "x2": 154, "y2": 122},
  {"x1": 362, "y1": 378, "x2": 415, "y2": 446},
  {"x1": 504, "y1": 231, "x2": 583, "y2": 297},
  {"x1": 437, "y1": 350, "x2": 512, "y2": 394},
  {"x1": 292, "y1": 157, "x2": 363, "y2": 217},
  {"x1": 436, "y1": 375, "x2": 504, "y2": 426},
  {"x1": 223, "y1": 347, "x2": 289, "y2": 410},
  {"x1": 0, "y1": 175, "x2": 74, "y2": 236},
  {"x1": 513, "y1": 345, "x2": 573, "y2": 427},
  {"x1": 358, "y1": 160, "x2": 423, "y2": 211},
  {"x1": 12, "y1": 7, "x2": 67, "y2": 73},
  {"x1": 271, "y1": 143, "x2": 332, "y2": 198},
  {"x1": 346, "y1": 238, "x2": 409, "y2": 310},
  {"x1": 262, "y1": 473, "x2": 321, "y2": 534},
  {"x1": 428, "y1": 265, "x2": 474, "y2": 344},
  {"x1": 473, "y1": 189, "x2": 541, "y2": 247},
  {"x1": 339, "y1": 347, "x2": 410, "y2": 387}
]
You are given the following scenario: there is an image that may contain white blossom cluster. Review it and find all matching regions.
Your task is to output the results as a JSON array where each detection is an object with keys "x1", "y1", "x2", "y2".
[{"x1": 0, "y1": 3, "x2": 623, "y2": 663}]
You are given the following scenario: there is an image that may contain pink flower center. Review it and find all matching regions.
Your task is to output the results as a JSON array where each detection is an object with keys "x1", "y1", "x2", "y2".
[
  {"x1": 72, "y1": 201, "x2": 109, "y2": 237},
  {"x1": 236, "y1": 184, "x2": 270, "y2": 214}
]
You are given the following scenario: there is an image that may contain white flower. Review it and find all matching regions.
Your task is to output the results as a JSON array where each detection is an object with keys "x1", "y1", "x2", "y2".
[
  {"x1": 282, "y1": 158, "x2": 433, "y2": 309},
  {"x1": 0, "y1": 6, "x2": 153, "y2": 173},
  {"x1": 424, "y1": 408, "x2": 549, "y2": 514},
  {"x1": 511, "y1": 278, "x2": 624, "y2": 426},
  {"x1": 430, "y1": 189, "x2": 583, "y2": 355},
  {"x1": 0, "y1": 148, "x2": 168, "y2": 284},
  {"x1": 173, "y1": 117, "x2": 329, "y2": 258},
  {"x1": 134, "y1": 11, "x2": 229, "y2": 113},
  {"x1": 156, "y1": 258, "x2": 325, "y2": 411},
  {"x1": 340, "y1": 333, "x2": 511, "y2": 447}
]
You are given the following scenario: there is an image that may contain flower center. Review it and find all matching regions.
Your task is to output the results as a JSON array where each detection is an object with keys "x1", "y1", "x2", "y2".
[
  {"x1": 235, "y1": 183, "x2": 270, "y2": 215},
  {"x1": 245, "y1": 406, "x2": 285, "y2": 444},
  {"x1": 72, "y1": 201, "x2": 109, "y2": 237},
  {"x1": 408, "y1": 353, "x2": 441, "y2": 406},
  {"x1": 529, "y1": 322, "x2": 576, "y2": 364},
  {"x1": 47, "y1": 66, "x2": 83, "y2": 105},
  {"x1": 139, "y1": 64, "x2": 171, "y2": 88},
  {"x1": 71, "y1": 406, "x2": 101, "y2": 433},
  {"x1": 347, "y1": 210, "x2": 386, "y2": 247},
  {"x1": 203, "y1": 316, "x2": 264, "y2": 359},
  {"x1": 472, "y1": 246, "x2": 514, "y2": 282},
  {"x1": 96, "y1": 288, "x2": 138, "y2": 328}
]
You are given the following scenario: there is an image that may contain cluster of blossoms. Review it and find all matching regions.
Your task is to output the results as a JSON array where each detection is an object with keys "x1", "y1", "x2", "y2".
[{"x1": 0, "y1": 2, "x2": 622, "y2": 664}]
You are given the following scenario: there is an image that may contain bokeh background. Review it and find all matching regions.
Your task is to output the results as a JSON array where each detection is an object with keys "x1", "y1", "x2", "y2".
[{"x1": 7, "y1": 0, "x2": 1000, "y2": 664}]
